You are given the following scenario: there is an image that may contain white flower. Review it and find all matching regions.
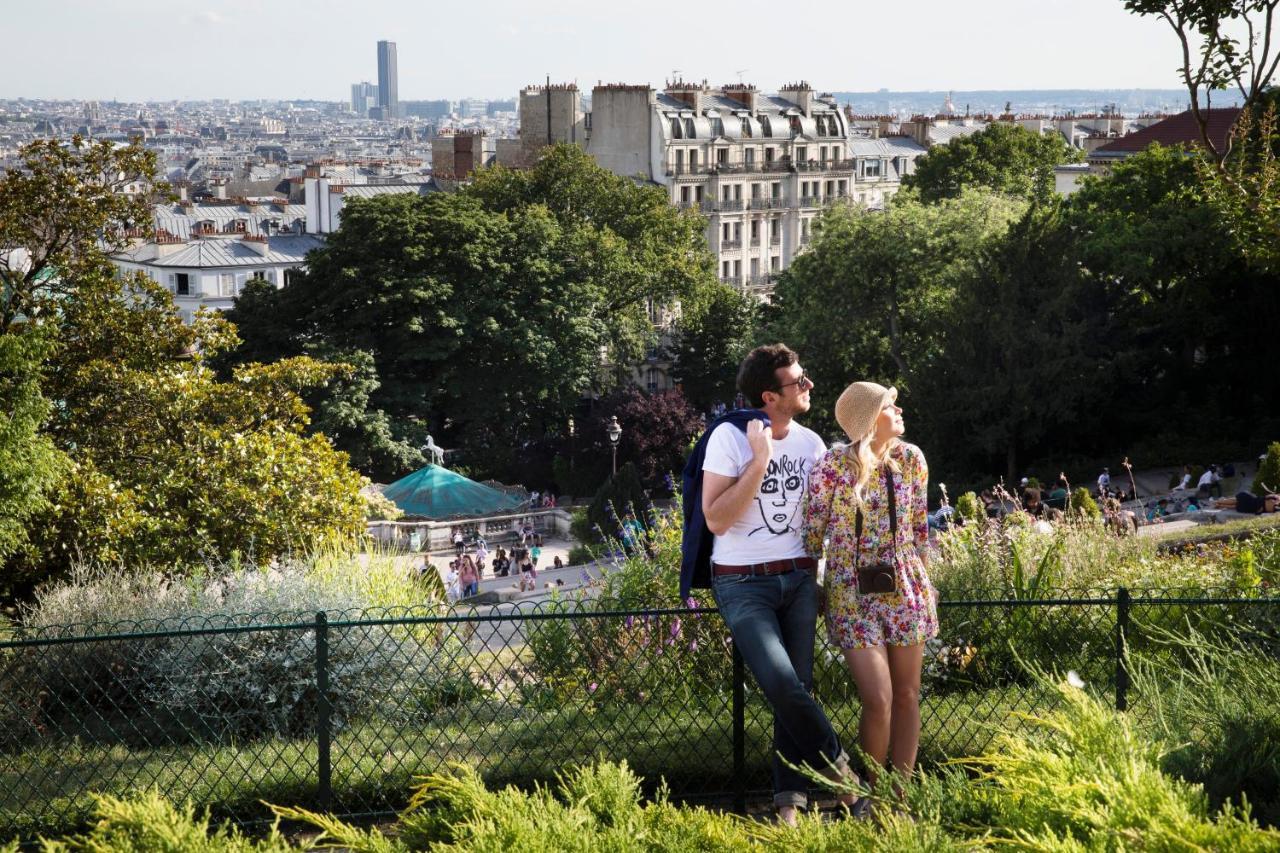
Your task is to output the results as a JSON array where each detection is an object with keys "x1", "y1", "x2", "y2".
[{"x1": 1066, "y1": 670, "x2": 1085, "y2": 689}]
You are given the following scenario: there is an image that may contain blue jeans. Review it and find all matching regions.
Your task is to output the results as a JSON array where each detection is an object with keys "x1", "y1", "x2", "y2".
[{"x1": 712, "y1": 568, "x2": 849, "y2": 808}]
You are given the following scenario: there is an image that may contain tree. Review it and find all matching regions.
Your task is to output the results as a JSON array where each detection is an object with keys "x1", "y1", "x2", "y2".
[
  {"x1": 0, "y1": 137, "x2": 156, "y2": 332},
  {"x1": 903, "y1": 123, "x2": 1081, "y2": 204},
  {"x1": 920, "y1": 205, "x2": 1113, "y2": 481},
  {"x1": 0, "y1": 326, "x2": 65, "y2": 572},
  {"x1": 668, "y1": 282, "x2": 758, "y2": 412},
  {"x1": 1066, "y1": 144, "x2": 1280, "y2": 455},
  {"x1": 602, "y1": 386, "x2": 704, "y2": 490},
  {"x1": 1124, "y1": 1, "x2": 1280, "y2": 268},
  {"x1": 6, "y1": 269, "x2": 366, "y2": 587},
  {"x1": 1124, "y1": 0, "x2": 1280, "y2": 161},
  {"x1": 227, "y1": 145, "x2": 719, "y2": 484},
  {"x1": 302, "y1": 346, "x2": 424, "y2": 478},
  {"x1": 767, "y1": 189, "x2": 1027, "y2": 439}
]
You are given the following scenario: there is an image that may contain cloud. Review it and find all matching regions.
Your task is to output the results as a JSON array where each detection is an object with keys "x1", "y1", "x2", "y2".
[{"x1": 194, "y1": 10, "x2": 224, "y2": 25}]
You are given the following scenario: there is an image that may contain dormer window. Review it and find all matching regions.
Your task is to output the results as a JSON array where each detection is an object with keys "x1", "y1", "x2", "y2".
[
  {"x1": 740, "y1": 118, "x2": 752, "y2": 138},
  {"x1": 670, "y1": 117, "x2": 683, "y2": 139},
  {"x1": 759, "y1": 115, "x2": 773, "y2": 137},
  {"x1": 682, "y1": 118, "x2": 696, "y2": 138}
]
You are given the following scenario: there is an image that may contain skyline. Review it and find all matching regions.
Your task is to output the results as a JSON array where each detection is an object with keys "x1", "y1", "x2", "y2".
[{"x1": 1, "y1": 0, "x2": 1244, "y2": 102}]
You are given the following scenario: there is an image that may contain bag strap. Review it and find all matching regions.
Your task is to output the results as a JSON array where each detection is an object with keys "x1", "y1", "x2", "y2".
[{"x1": 855, "y1": 465, "x2": 898, "y2": 570}]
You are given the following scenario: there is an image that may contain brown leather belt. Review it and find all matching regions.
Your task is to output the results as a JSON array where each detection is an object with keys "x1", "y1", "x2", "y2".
[{"x1": 712, "y1": 557, "x2": 816, "y2": 577}]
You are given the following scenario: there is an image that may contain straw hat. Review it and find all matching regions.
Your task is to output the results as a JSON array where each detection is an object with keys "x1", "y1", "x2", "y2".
[{"x1": 834, "y1": 381, "x2": 898, "y2": 442}]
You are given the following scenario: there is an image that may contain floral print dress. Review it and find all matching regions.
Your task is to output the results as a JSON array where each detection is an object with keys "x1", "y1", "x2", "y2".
[{"x1": 802, "y1": 442, "x2": 938, "y2": 650}]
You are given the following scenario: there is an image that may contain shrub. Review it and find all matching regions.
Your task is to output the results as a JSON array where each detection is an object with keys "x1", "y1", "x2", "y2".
[
  {"x1": 268, "y1": 673, "x2": 1280, "y2": 850},
  {"x1": 954, "y1": 491, "x2": 985, "y2": 526},
  {"x1": 42, "y1": 790, "x2": 293, "y2": 852},
  {"x1": 1257, "y1": 441, "x2": 1280, "y2": 495},
  {"x1": 569, "y1": 506, "x2": 598, "y2": 545},
  {"x1": 526, "y1": 500, "x2": 731, "y2": 705},
  {"x1": 362, "y1": 486, "x2": 403, "y2": 521},
  {"x1": 586, "y1": 462, "x2": 647, "y2": 540},
  {"x1": 1, "y1": 552, "x2": 463, "y2": 749},
  {"x1": 1069, "y1": 487, "x2": 1100, "y2": 519},
  {"x1": 1133, "y1": 629, "x2": 1280, "y2": 827}
]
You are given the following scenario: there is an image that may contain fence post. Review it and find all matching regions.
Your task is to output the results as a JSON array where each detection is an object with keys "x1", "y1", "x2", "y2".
[
  {"x1": 1115, "y1": 587, "x2": 1130, "y2": 712},
  {"x1": 732, "y1": 643, "x2": 746, "y2": 813},
  {"x1": 315, "y1": 611, "x2": 332, "y2": 810}
]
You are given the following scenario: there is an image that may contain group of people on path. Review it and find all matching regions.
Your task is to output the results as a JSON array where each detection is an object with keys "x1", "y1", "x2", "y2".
[
  {"x1": 438, "y1": 525, "x2": 569, "y2": 601},
  {"x1": 683, "y1": 344, "x2": 937, "y2": 824}
]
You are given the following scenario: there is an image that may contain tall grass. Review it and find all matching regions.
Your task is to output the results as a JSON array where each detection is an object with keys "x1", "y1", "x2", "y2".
[{"x1": 932, "y1": 518, "x2": 1280, "y2": 594}]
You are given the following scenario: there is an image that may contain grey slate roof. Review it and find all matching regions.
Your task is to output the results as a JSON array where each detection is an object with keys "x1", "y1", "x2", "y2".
[
  {"x1": 928, "y1": 124, "x2": 988, "y2": 145},
  {"x1": 340, "y1": 182, "x2": 436, "y2": 199},
  {"x1": 848, "y1": 137, "x2": 928, "y2": 157},
  {"x1": 118, "y1": 235, "x2": 324, "y2": 269}
]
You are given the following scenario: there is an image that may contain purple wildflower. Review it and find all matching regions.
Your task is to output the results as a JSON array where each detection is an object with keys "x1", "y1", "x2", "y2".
[
  {"x1": 689, "y1": 640, "x2": 698, "y2": 652},
  {"x1": 670, "y1": 618, "x2": 682, "y2": 638},
  {"x1": 589, "y1": 682, "x2": 598, "y2": 693},
  {"x1": 624, "y1": 615, "x2": 634, "y2": 629}
]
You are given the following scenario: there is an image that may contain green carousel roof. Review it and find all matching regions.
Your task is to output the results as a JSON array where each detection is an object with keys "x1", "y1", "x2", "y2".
[{"x1": 382, "y1": 464, "x2": 525, "y2": 519}]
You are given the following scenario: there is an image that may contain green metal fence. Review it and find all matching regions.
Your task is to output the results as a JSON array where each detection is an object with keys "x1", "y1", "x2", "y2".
[{"x1": 0, "y1": 588, "x2": 1276, "y2": 839}]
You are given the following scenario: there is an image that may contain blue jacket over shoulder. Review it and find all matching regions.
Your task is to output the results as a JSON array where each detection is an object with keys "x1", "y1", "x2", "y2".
[{"x1": 679, "y1": 409, "x2": 771, "y2": 601}]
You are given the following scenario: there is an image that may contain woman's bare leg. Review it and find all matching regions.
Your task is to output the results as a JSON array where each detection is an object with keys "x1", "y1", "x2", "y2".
[
  {"x1": 842, "y1": 645, "x2": 892, "y2": 783},
  {"x1": 886, "y1": 642, "x2": 925, "y2": 777}
]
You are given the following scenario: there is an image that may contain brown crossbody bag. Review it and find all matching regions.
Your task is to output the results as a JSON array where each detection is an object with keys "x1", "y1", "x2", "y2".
[{"x1": 855, "y1": 466, "x2": 898, "y2": 595}]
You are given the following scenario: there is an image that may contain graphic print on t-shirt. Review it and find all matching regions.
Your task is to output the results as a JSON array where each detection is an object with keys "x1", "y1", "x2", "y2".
[{"x1": 751, "y1": 454, "x2": 809, "y2": 536}]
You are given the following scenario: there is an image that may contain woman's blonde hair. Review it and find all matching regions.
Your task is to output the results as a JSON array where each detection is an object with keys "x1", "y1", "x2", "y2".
[{"x1": 841, "y1": 431, "x2": 901, "y2": 510}]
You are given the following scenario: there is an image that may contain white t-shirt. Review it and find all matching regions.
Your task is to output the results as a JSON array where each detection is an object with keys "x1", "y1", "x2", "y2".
[
  {"x1": 1198, "y1": 469, "x2": 1217, "y2": 488},
  {"x1": 702, "y1": 420, "x2": 826, "y2": 565}
]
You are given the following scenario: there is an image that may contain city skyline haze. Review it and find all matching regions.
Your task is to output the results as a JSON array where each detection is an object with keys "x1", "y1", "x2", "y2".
[{"x1": 2, "y1": 0, "x2": 1226, "y2": 102}]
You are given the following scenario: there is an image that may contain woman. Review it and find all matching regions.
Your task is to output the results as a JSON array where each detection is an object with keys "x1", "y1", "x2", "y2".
[
  {"x1": 458, "y1": 555, "x2": 479, "y2": 599},
  {"x1": 803, "y1": 381, "x2": 938, "y2": 794},
  {"x1": 519, "y1": 554, "x2": 537, "y2": 591}
]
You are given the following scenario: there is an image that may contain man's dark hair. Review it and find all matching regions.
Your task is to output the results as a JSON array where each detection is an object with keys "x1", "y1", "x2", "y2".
[{"x1": 737, "y1": 343, "x2": 798, "y2": 408}]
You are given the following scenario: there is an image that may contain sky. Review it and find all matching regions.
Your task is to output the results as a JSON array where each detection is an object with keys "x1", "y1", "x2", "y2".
[{"x1": 0, "y1": 0, "x2": 1216, "y2": 102}]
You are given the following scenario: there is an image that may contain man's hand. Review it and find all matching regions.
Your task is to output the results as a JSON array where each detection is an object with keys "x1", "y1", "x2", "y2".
[{"x1": 745, "y1": 419, "x2": 773, "y2": 466}]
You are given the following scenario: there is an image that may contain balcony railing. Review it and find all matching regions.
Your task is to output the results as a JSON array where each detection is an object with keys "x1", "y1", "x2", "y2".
[
  {"x1": 769, "y1": 235, "x2": 781, "y2": 245},
  {"x1": 795, "y1": 158, "x2": 855, "y2": 173},
  {"x1": 665, "y1": 163, "x2": 713, "y2": 177},
  {"x1": 747, "y1": 198, "x2": 771, "y2": 210},
  {"x1": 800, "y1": 233, "x2": 812, "y2": 245},
  {"x1": 720, "y1": 239, "x2": 742, "y2": 250},
  {"x1": 749, "y1": 237, "x2": 761, "y2": 247},
  {"x1": 715, "y1": 199, "x2": 744, "y2": 212},
  {"x1": 800, "y1": 196, "x2": 821, "y2": 208}
]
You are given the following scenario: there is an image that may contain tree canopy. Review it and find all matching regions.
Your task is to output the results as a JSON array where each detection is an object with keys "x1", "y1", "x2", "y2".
[
  {"x1": 0, "y1": 139, "x2": 368, "y2": 595},
  {"x1": 767, "y1": 189, "x2": 1028, "y2": 442},
  {"x1": 226, "y1": 144, "x2": 720, "y2": 485},
  {"x1": 903, "y1": 122, "x2": 1081, "y2": 204}
]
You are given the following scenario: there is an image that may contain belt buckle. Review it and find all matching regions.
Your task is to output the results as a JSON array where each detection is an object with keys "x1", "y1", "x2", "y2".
[{"x1": 748, "y1": 562, "x2": 769, "y2": 576}]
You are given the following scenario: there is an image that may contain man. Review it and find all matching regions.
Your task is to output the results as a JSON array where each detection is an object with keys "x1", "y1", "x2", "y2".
[
  {"x1": 681, "y1": 344, "x2": 860, "y2": 824},
  {"x1": 1097, "y1": 467, "x2": 1111, "y2": 497},
  {"x1": 1197, "y1": 465, "x2": 1223, "y2": 499}
]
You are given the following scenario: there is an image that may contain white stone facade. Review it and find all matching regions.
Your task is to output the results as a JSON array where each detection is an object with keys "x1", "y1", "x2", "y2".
[{"x1": 575, "y1": 81, "x2": 926, "y2": 298}]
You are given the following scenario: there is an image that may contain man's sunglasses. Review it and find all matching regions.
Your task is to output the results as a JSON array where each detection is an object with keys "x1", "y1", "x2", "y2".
[{"x1": 775, "y1": 371, "x2": 813, "y2": 391}]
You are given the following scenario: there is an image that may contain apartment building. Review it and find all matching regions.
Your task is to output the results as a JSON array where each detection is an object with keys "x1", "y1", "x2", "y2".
[{"x1": 511, "y1": 80, "x2": 925, "y2": 299}]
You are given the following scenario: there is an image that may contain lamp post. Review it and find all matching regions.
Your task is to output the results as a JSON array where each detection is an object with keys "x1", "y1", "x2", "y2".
[{"x1": 606, "y1": 415, "x2": 622, "y2": 476}]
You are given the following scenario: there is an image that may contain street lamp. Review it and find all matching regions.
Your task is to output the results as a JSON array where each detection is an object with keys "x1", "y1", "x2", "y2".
[{"x1": 606, "y1": 415, "x2": 622, "y2": 476}]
